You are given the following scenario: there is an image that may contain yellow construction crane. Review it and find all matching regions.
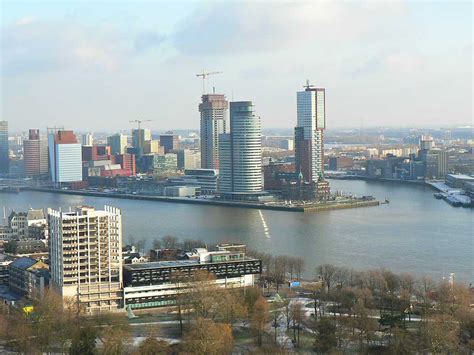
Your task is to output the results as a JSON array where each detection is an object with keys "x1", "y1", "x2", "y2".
[
  {"x1": 196, "y1": 70, "x2": 223, "y2": 94},
  {"x1": 129, "y1": 119, "x2": 153, "y2": 130}
]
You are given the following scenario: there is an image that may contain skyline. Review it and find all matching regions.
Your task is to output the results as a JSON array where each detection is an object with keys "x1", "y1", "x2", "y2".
[{"x1": 1, "y1": 1, "x2": 472, "y2": 131}]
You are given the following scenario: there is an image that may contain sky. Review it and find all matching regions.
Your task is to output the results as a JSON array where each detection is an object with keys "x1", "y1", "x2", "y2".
[{"x1": 1, "y1": 0, "x2": 472, "y2": 133}]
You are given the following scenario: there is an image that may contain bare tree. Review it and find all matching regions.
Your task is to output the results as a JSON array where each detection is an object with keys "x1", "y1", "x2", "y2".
[
  {"x1": 290, "y1": 301, "x2": 305, "y2": 347},
  {"x1": 162, "y1": 235, "x2": 178, "y2": 249},
  {"x1": 316, "y1": 264, "x2": 337, "y2": 292}
]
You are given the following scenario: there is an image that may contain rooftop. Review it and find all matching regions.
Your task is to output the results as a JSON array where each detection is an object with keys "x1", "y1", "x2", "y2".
[{"x1": 10, "y1": 257, "x2": 38, "y2": 270}]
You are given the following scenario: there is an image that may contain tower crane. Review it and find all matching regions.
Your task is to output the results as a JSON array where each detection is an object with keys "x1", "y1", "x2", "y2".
[
  {"x1": 196, "y1": 70, "x2": 223, "y2": 94},
  {"x1": 304, "y1": 79, "x2": 315, "y2": 90},
  {"x1": 129, "y1": 119, "x2": 153, "y2": 130}
]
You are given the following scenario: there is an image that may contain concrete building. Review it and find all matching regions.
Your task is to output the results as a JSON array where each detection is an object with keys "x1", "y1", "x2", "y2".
[
  {"x1": 295, "y1": 83, "x2": 326, "y2": 182},
  {"x1": 420, "y1": 135, "x2": 435, "y2": 150},
  {"x1": 23, "y1": 129, "x2": 49, "y2": 177},
  {"x1": 199, "y1": 94, "x2": 228, "y2": 169},
  {"x1": 177, "y1": 149, "x2": 201, "y2": 170},
  {"x1": 164, "y1": 185, "x2": 197, "y2": 197},
  {"x1": 218, "y1": 101, "x2": 263, "y2": 195},
  {"x1": 0, "y1": 121, "x2": 8, "y2": 174},
  {"x1": 114, "y1": 153, "x2": 136, "y2": 176},
  {"x1": 9, "y1": 257, "x2": 49, "y2": 298},
  {"x1": 152, "y1": 153, "x2": 178, "y2": 176},
  {"x1": 143, "y1": 140, "x2": 164, "y2": 155},
  {"x1": 81, "y1": 133, "x2": 93, "y2": 146},
  {"x1": 48, "y1": 129, "x2": 82, "y2": 184},
  {"x1": 159, "y1": 134, "x2": 179, "y2": 153},
  {"x1": 328, "y1": 156, "x2": 354, "y2": 171},
  {"x1": 132, "y1": 128, "x2": 151, "y2": 156},
  {"x1": 123, "y1": 247, "x2": 261, "y2": 310},
  {"x1": 445, "y1": 174, "x2": 474, "y2": 188},
  {"x1": 183, "y1": 169, "x2": 218, "y2": 194},
  {"x1": 48, "y1": 206, "x2": 123, "y2": 313},
  {"x1": 108, "y1": 134, "x2": 128, "y2": 155}
]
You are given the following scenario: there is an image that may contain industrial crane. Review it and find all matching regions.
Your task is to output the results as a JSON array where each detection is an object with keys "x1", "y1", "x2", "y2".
[
  {"x1": 129, "y1": 119, "x2": 153, "y2": 130},
  {"x1": 304, "y1": 79, "x2": 315, "y2": 90},
  {"x1": 196, "y1": 70, "x2": 223, "y2": 94}
]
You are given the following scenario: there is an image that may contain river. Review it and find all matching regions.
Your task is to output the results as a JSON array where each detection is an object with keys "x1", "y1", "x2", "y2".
[{"x1": 1, "y1": 180, "x2": 472, "y2": 283}]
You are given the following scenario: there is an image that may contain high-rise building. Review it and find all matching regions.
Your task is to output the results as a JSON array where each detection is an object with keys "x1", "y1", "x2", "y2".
[
  {"x1": 0, "y1": 121, "x2": 8, "y2": 174},
  {"x1": 24, "y1": 129, "x2": 49, "y2": 177},
  {"x1": 48, "y1": 205, "x2": 123, "y2": 313},
  {"x1": 81, "y1": 133, "x2": 93, "y2": 146},
  {"x1": 48, "y1": 129, "x2": 82, "y2": 184},
  {"x1": 108, "y1": 134, "x2": 127, "y2": 155},
  {"x1": 295, "y1": 83, "x2": 326, "y2": 182},
  {"x1": 132, "y1": 129, "x2": 151, "y2": 156},
  {"x1": 143, "y1": 140, "x2": 164, "y2": 155},
  {"x1": 420, "y1": 135, "x2": 435, "y2": 151},
  {"x1": 218, "y1": 101, "x2": 262, "y2": 194},
  {"x1": 199, "y1": 94, "x2": 228, "y2": 169},
  {"x1": 177, "y1": 149, "x2": 201, "y2": 170},
  {"x1": 159, "y1": 134, "x2": 179, "y2": 153}
]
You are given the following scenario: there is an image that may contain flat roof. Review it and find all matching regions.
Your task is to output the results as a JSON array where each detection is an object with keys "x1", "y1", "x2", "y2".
[
  {"x1": 447, "y1": 174, "x2": 474, "y2": 180},
  {"x1": 125, "y1": 260, "x2": 199, "y2": 270},
  {"x1": 124, "y1": 257, "x2": 259, "y2": 271}
]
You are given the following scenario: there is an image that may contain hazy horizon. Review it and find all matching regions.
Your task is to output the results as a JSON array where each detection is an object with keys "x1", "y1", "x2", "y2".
[{"x1": 1, "y1": 0, "x2": 472, "y2": 132}]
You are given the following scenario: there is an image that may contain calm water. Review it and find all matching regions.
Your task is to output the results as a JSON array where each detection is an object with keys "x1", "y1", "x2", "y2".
[{"x1": 1, "y1": 180, "x2": 472, "y2": 283}]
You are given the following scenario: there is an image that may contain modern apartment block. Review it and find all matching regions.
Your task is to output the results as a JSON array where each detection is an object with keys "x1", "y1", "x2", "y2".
[
  {"x1": 199, "y1": 94, "x2": 228, "y2": 169},
  {"x1": 0, "y1": 121, "x2": 8, "y2": 174},
  {"x1": 218, "y1": 101, "x2": 263, "y2": 196},
  {"x1": 48, "y1": 206, "x2": 123, "y2": 314},
  {"x1": 24, "y1": 129, "x2": 49, "y2": 177},
  {"x1": 295, "y1": 83, "x2": 326, "y2": 182},
  {"x1": 108, "y1": 134, "x2": 128, "y2": 155},
  {"x1": 47, "y1": 129, "x2": 82, "y2": 184}
]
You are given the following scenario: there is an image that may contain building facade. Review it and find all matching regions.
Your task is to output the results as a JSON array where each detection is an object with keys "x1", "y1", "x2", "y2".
[
  {"x1": 123, "y1": 248, "x2": 261, "y2": 309},
  {"x1": 48, "y1": 206, "x2": 123, "y2": 313},
  {"x1": 23, "y1": 129, "x2": 49, "y2": 177},
  {"x1": 199, "y1": 94, "x2": 228, "y2": 169},
  {"x1": 218, "y1": 101, "x2": 262, "y2": 195},
  {"x1": 9, "y1": 257, "x2": 49, "y2": 298},
  {"x1": 295, "y1": 84, "x2": 326, "y2": 182},
  {"x1": 108, "y1": 134, "x2": 128, "y2": 155},
  {"x1": 0, "y1": 121, "x2": 8, "y2": 174},
  {"x1": 159, "y1": 134, "x2": 179, "y2": 153},
  {"x1": 177, "y1": 149, "x2": 201, "y2": 170},
  {"x1": 132, "y1": 129, "x2": 151, "y2": 157},
  {"x1": 81, "y1": 133, "x2": 93, "y2": 146},
  {"x1": 48, "y1": 129, "x2": 82, "y2": 184}
]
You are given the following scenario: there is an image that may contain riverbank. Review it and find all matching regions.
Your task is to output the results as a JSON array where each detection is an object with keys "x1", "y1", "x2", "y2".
[{"x1": 25, "y1": 187, "x2": 380, "y2": 213}]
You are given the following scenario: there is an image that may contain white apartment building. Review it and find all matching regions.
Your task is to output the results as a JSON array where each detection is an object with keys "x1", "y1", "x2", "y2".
[
  {"x1": 199, "y1": 94, "x2": 228, "y2": 169},
  {"x1": 48, "y1": 206, "x2": 123, "y2": 314},
  {"x1": 218, "y1": 101, "x2": 263, "y2": 194},
  {"x1": 296, "y1": 85, "x2": 326, "y2": 182}
]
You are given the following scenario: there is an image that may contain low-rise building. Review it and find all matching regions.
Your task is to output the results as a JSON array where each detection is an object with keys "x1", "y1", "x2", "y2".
[
  {"x1": 8, "y1": 257, "x2": 49, "y2": 297},
  {"x1": 445, "y1": 174, "x2": 474, "y2": 188},
  {"x1": 123, "y1": 247, "x2": 261, "y2": 310}
]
